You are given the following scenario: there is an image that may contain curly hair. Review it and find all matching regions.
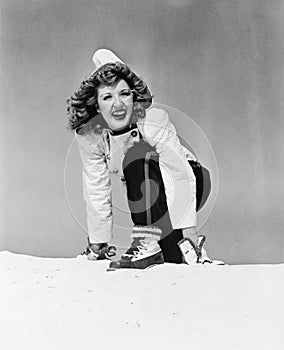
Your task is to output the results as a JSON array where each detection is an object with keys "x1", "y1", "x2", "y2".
[{"x1": 67, "y1": 62, "x2": 153, "y2": 133}]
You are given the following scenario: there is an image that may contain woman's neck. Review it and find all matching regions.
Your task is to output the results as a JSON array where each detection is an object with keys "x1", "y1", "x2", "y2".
[{"x1": 109, "y1": 123, "x2": 137, "y2": 136}]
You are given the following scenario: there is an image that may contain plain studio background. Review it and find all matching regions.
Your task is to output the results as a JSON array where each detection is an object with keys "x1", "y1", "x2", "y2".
[{"x1": 0, "y1": 0, "x2": 283, "y2": 264}]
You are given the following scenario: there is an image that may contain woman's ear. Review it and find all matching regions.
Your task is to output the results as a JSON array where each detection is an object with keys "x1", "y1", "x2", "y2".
[
  {"x1": 95, "y1": 102, "x2": 100, "y2": 113},
  {"x1": 133, "y1": 101, "x2": 146, "y2": 120}
]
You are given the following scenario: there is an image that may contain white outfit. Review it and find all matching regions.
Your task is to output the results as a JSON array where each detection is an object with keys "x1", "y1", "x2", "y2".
[{"x1": 76, "y1": 107, "x2": 197, "y2": 244}]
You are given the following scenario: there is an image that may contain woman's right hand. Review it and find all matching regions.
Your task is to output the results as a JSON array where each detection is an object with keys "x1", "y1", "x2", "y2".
[{"x1": 83, "y1": 242, "x2": 117, "y2": 260}]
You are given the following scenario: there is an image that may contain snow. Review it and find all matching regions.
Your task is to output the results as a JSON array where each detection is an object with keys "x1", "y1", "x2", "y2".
[{"x1": 0, "y1": 251, "x2": 283, "y2": 350}]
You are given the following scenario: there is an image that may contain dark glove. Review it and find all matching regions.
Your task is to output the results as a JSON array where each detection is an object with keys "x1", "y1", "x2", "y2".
[{"x1": 82, "y1": 242, "x2": 117, "y2": 261}]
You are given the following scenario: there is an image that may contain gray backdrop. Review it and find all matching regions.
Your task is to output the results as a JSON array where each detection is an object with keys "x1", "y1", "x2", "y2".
[{"x1": 1, "y1": 0, "x2": 283, "y2": 264}]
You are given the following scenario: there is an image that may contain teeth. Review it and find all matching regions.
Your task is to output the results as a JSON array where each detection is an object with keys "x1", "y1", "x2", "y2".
[
  {"x1": 113, "y1": 111, "x2": 125, "y2": 116},
  {"x1": 112, "y1": 110, "x2": 126, "y2": 118}
]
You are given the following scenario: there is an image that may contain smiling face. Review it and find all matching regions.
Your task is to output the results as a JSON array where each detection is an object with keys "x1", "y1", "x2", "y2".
[{"x1": 97, "y1": 79, "x2": 134, "y2": 131}]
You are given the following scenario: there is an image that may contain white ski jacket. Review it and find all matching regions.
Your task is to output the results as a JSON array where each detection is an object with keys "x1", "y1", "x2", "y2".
[{"x1": 76, "y1": 107, "x2": 197, "y2": 244}]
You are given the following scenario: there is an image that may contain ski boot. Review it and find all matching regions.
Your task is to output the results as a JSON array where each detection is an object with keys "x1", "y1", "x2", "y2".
[
  {"x1": 178, "y1": 235, "x2": 225, "y2": 265},
  {"x1": 108, "y1": 225, "x2": 164, "y2": 270}
]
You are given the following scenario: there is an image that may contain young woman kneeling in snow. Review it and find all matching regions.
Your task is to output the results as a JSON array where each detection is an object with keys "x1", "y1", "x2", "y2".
[{"x1": 67, "y1": 49, "x2": 223, "y2": 269}]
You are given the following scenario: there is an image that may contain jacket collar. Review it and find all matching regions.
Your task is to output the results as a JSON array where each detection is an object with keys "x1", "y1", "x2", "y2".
[{"x1": 107, "y1": 123, "x2": 137, "y2": 136}]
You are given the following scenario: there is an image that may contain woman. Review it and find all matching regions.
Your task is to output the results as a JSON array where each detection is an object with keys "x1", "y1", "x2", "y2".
[{"x1": 67, "y1": 49, "x2": 221, "y2": 269}]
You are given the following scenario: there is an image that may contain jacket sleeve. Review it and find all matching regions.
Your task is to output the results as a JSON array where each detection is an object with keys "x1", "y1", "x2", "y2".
[
  {"x1": 75, "y1": 131, "x2": 112, "y2": 244},
  {"x1": 138, "y1": 108, "x2": 197, "y2": 228},
  {"x1": 139, "y1": 108, "x2": 196, "y2": 181}
]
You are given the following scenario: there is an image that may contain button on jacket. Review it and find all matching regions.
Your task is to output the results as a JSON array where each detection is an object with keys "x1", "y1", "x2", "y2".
[{"x1": 76, "y1": 108, "x2": 197, "y2": 244}]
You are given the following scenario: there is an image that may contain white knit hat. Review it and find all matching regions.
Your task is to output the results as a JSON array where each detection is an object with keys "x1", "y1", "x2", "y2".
[{"x1": 92, "y1": 48, "x2": 124, "y2": 73}]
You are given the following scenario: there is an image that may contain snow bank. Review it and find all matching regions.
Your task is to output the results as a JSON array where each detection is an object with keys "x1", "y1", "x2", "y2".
[{"x1": 0, "y1": 251, "x2": 283, "y2": 350}]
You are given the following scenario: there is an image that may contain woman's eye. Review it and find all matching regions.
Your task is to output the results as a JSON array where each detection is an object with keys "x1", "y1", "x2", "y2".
[
  {"x1": 121, "y1": 91, "x2": 131, "y2": 97},
  {"x1": 102, "y1": 95, "x2": 112, "y2": 101}
]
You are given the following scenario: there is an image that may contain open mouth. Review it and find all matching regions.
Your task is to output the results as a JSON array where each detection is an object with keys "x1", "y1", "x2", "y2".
[{"x1": 112, "y1": 110, "x2": 127, "y2": 120}]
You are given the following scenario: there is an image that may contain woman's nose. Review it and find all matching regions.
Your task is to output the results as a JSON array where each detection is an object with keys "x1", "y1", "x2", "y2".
[{"x1": 113, "y1": 95, "x2": 123, "y2": 107}]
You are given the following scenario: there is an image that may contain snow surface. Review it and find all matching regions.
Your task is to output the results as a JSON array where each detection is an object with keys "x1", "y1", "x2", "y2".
[{"x1": 0, "y1": 251, "x2": 283, "y2": 350}]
